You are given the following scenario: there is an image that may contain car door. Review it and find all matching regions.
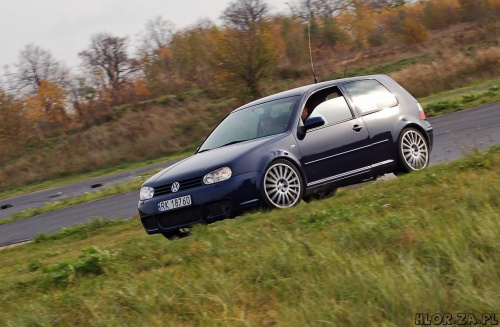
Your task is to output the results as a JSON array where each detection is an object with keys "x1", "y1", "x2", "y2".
[
  {"x1": 340, "y1": 78, "x2": 399, "y2": 166},
  {"x1": 296, "y1": 86, "x2": 373, "y2": 187}
]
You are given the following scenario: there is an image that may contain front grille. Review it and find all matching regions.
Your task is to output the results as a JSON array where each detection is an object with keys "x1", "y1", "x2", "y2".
[
  {"x1": 157, "y1": 206, "x2": 203, "y2": 229},
  {"x1": 207, "y1": 200, "x2": 232, "y2": 217},
  {"x1": 141, "y1": 216, "x2": 158, "y2": 231},
  {"x1": 154, "y1": 176, "x2": 203, "y2": 197}
]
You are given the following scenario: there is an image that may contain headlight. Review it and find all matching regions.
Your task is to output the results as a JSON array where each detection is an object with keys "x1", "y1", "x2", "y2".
[
  {"x1": 140, "y1": 186, "x2": 154, "y2": 200},
  {"x1": 203, "y1": 167, "x2": 232, "y2": 185}
]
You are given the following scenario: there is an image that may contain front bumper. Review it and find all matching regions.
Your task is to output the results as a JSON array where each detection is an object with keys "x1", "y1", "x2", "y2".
[{"x1": 138, "y1": 171, "x2": 262, "y2": 234}]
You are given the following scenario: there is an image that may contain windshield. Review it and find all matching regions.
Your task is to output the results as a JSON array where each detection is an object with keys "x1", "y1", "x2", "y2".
[{"x1": 198, "y1": 96, "x2": 299, "y2": 152}]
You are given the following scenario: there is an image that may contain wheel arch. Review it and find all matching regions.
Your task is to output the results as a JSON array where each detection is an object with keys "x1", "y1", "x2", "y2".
[
  {"x1": 398, "y1": 122, "x2": 430, "y2": 146},
  {"x1": 263, "y1": 155, "x2": 307, "y2": 187},
  {"x1": 393, "y1": 122, "x2": 430, "y2": 160}
]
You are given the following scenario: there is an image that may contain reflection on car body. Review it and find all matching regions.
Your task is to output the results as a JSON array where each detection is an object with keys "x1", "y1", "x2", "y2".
[{"x1": 138, "y1": 75, "x2": 433, "y2": 239}]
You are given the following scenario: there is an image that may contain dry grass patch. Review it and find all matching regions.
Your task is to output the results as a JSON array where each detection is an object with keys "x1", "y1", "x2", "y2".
[{"x1": 392, "y1": 45, "x2": 500, "y2": 97}]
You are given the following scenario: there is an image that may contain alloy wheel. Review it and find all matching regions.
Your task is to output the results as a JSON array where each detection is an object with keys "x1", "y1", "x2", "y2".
[
  {"x1": 401, "y1": 129, "x2": 429, "y2": 170},
  {"x1": 263, "y1": 162, "x2": 302, "y2": 208}
]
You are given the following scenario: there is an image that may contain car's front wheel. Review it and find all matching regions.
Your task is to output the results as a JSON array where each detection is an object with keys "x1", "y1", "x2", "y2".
[
  {"x1": 396, "y1": 127, "x2": 429, "y2": 174},
  {"x1": 262, "y1": 159, "x2": 303, "y2": 208}
]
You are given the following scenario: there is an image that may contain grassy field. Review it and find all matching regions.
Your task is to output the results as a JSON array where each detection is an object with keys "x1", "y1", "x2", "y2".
[
  {"x1": 0, "y1": 146, "x2": 499, "y2": 326},
  {"x1": 423, "y1": 86, "x2": 500, "y2": 117},
  {"x1": 418, "y1": 78, "x2": 500, "y2": 104}
]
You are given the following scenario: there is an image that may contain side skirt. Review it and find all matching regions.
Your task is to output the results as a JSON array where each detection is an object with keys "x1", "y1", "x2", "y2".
[{"x1": 305, "y1": 160, "x2": 394, "y2": 194}]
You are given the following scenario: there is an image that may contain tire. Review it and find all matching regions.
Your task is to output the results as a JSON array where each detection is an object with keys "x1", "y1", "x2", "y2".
[
  {"x1": 262, "y1": 159, "x2": 303, "y2": 208},
  {"x1": 396, "y1": 127, "x2": 429, "y2": 174},
  {"x1": 162, "y1": 228, "x2": 191, "y2": 240}
]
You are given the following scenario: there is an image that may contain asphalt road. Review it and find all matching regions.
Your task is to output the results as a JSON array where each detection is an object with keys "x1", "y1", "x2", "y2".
[
  {"x1": 0, "y1": 159, "x2": 182, "y2": 220},
  {"x1": 0, "y1": 103, "x2": 499, "y2": 246},
  {"x1": 428, "y1": 102, "x2": 500, "y2": 164}
]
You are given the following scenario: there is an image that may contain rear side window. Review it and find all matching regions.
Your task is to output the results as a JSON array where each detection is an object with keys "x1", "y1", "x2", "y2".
[{"x1": 343, "y1": 79, "x2": 398, "y2": 115}]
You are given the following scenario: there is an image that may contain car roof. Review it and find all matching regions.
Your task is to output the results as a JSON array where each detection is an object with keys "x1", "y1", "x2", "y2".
[{"x1": 232, "y1": 74, "x2": 388, "y2": 113}]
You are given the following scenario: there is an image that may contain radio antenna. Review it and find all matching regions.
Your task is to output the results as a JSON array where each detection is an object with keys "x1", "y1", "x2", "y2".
[
  {"x1": 307, "y1": 0, "x2": 318, "y2": 84},
  {"x1": 343, "y1": 48, "x2": 351, "y2": 78}
]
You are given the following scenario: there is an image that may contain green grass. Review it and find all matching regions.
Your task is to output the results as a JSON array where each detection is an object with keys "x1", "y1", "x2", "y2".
[
  {"x1": 1, "y1": 146, "x2": 499, "y2": 326},
  {"x1": 330, "y1": 55, "x2": 429, "y2": 80},
  {"x1": 418, "y1": 78, "x2": 500, "y2": 104},
  {"x1": 0, "y1": 149, "x2": 192, "y2": 201},
  {"x1": 423, "y1": 86, "x2": 500, "y2": 117},
  {"x1": 0, "y1": 171, "x2": 160, "y2": 226}
]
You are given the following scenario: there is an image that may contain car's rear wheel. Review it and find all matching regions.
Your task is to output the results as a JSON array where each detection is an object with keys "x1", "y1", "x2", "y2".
[
  {"x1": 396, "y1": 127, "x2": 429, "y2": 174},
  {"x1": 262, "y1": 160, "x2": 303, "y2": 208},
  {"x1": 162, "y1": 228, "x2": 190, "y2": 240}
]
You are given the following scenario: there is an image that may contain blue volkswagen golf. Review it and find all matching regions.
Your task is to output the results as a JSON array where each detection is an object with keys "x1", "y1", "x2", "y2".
[{"x1": 138, "y1": 75, "x2": 433, "y2": 239}]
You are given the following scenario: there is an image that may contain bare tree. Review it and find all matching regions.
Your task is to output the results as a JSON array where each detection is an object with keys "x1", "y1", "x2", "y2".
[
  {"x1": 221, "y1": 0, "x2": 269, "y2": 30},
  {"x1": 14, "y1": 44, "x2": 68, "y2": 92},
  {"x1": 79, "y1": 33, "x2": 139, "y2": 92},
  {"x1": 138, "y1": 16, "x2": 175, "y2": 57},
  {"x1": 136, "y1": 17, "x2": 177, "y2": 93},
  {"x1": 290, "y1": 0, "x2": 346, "y2": 20}
]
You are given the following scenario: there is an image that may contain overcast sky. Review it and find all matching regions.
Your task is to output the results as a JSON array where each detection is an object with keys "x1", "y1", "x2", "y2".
[{"x1": 0, "y1": 0, "x2": 289, "y2": 75}]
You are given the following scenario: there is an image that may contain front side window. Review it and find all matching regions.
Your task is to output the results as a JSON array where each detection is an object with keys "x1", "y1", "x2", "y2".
[
  {"x1": 343, "y1": 79, "x2": 398, "y2": 114},
  {"x1": 305, "y1": 86, "x2": 353, "y2": 126},
  {"x1": 198, "y1": 96, "x2": 298, "y2": 152}
]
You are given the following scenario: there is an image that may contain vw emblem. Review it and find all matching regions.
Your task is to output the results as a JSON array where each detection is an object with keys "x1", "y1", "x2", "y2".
[{"x1": 171, "y1": 182, "x2": 180, "y2": 193}]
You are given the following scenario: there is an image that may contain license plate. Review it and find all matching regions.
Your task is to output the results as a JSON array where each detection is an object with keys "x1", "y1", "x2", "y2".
[{"x1": 157, "y1": 195, "x2": 192, "y2": 212}]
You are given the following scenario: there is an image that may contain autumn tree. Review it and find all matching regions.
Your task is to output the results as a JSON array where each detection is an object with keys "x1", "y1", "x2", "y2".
[
  {"x1": 25, "y1": 80, "x2": 70, "y2": 136},
  {"x1": 137, "y1": 16, "x2": 177, "y2": 94},
  {"x1": 458, "y1": 0, "x2": 492, "y2": 22},
  {"x1": 214, "y1": 0, "x2": 279, "y2": 98},
  {"x1": 423, "y1": 0, "x2": 461, "y2": 30},
  {"x1": 402, "y1": 18, "x2": 429, "y2": 44},
  {"x1": 79, "y1": 33, "x2": 139, "y2": 100},
  {"x1": 14, "y1": 44, "x2": 68, "y2": 92},
  {"x1": 170, "y1": 20, "x2": 216, "y2": 90},
  {"x1": 338, "y1": 1, "x2": 381, "y2": 48},
  {"x1": 279, "y1": 16, "x2": 308, "y2": 66},
  {"x1": 0, "y1": 87, "x2": 25, "y2": 157}
]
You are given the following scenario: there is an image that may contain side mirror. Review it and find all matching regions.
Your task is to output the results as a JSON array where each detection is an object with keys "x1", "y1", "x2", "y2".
[{"x1": 300, "y1": 116, "x2": 325, "y2": 133}]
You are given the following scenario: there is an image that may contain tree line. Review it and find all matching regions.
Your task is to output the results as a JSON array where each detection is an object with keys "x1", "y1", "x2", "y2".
[{"x1": 1, "y1": 0, "x2": 499, "y2": 159}]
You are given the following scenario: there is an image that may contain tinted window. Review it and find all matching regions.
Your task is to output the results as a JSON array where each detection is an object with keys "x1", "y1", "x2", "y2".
[
  {"x1": 198, "y1": 96, "x2": 298, "y2": 152},
  {"x1": 343, "y1": 79, "x2": 398, "y2": 114},
  {"x1": 305, "y1": 87, "x2": 353, "y2": 126}
]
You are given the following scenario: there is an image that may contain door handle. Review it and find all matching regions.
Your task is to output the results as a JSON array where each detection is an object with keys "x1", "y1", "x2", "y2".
[{"x1": 353, "y1": 124, "x2": 363, "y2": 132}]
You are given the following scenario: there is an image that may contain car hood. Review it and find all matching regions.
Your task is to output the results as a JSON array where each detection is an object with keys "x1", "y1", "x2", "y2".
[{"x1": 145, "y1": 135, "x2": 287, "y2": 187}]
